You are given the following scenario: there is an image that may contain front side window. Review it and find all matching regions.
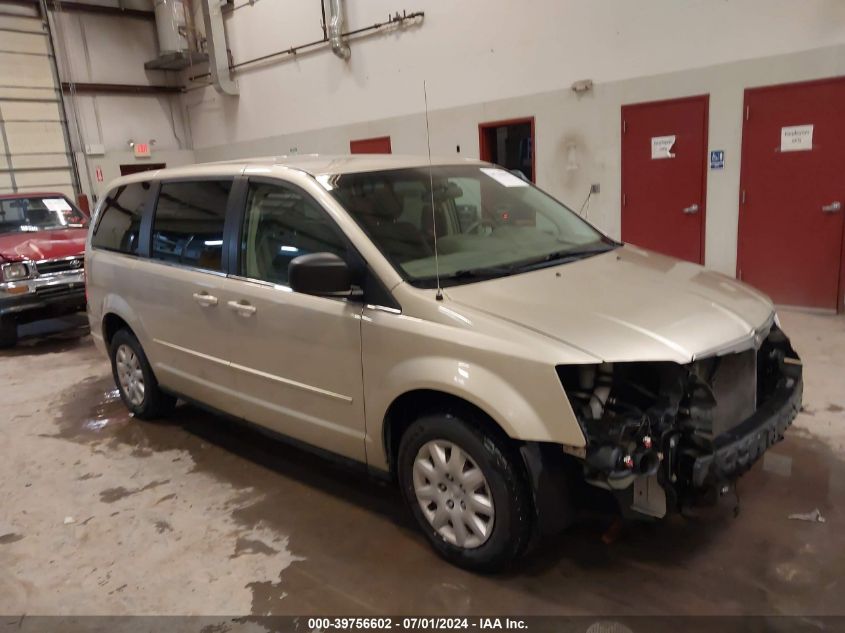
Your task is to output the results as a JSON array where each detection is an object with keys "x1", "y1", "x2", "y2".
[
  {"x1": 326, "y1": 165, "x2": 616, "y2": 287},
  {"x1": 91, "y1": 183, "x2": 150, "y2": 255},
  {"x1": 151, "y1": 180, "x2": 231, "y2": 272},
  {"x1": 240, "y1": 181, "x2": 346, "y2": 286}
]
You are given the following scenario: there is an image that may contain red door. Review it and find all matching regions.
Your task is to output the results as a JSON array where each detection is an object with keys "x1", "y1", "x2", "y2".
[
  {"x1": 349, "y1": 136, "x2": 392, "y2": 154},
  {"x1": 738, "y1": 78, "x2": 845, "y2": 311},
  {"x1": 621, "y1": 96, "x2": 708, "y2": 263}
]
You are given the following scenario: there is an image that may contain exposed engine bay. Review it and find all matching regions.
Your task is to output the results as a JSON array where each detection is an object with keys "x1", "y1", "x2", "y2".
[{"x1": 557, "y1": 323, "x2": 803, "y2": 518}]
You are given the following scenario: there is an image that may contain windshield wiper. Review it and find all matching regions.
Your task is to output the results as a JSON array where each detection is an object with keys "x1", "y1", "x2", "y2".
[
  {"x1": 509, "y1": 244, "x2": 617, "y2": 272},
  {"x1": 447, "y1": 266, "x2": 514, "y2": 280}
]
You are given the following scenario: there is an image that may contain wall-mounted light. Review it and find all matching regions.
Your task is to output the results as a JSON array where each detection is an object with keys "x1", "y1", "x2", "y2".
[
  {"x1": 127, "y1": 139, "x2": 135, "y2": 148},
  {"x1": 571, "y1": 79, "x2": 594, "y2": 94}
]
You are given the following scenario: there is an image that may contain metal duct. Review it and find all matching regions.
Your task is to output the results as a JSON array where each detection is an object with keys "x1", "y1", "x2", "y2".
[
  {"x1": 327, "y1": 0, "x2": 351, "y2": 60},
  {"x1": 201, "y1": 0, "x2": 239, "y2": 95}
]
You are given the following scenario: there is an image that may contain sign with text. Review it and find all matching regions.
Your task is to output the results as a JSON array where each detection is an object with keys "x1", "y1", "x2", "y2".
[
  {"x1": 651, "y1": 135, "x2": 676, "y2": 159},
  {"x1": 133, "y1": 143, "x2": 152, "y2": 158},
  {"x1": 780, "y1": 124, "x2": 813, "y2": 152}
]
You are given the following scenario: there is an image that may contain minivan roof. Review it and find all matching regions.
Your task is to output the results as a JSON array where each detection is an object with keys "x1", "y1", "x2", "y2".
[{"x1": 107, "y1": 154, "x2": 488, "y2": 188}]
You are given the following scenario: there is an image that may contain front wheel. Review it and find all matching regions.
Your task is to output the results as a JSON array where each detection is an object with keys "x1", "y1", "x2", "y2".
[
  {"x1": 109, "y1": 329, "x2": 176, "y2": 419},
  {"x1": 397, "y1": 413, "x2": 533, "y2": 572}
]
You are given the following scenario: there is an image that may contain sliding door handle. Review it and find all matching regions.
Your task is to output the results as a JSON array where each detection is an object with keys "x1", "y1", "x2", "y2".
[
  {"x1": 192, "y1": 292, "x2": 218, "y2": 307},
  {"x1": 227, "y1": 300, "x2": 257, "y2": 317}
]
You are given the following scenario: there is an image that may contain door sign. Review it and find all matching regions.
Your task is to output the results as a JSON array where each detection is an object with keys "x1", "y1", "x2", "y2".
[
  {"x1": 780, "y1": 125, "x2": 813, "y2": 152},
  {"x1": 651, "y1": 135, "x2": 676, "y2": 159},
  {"x1": 710, "y1": 150, "x2": 725, "y2": 170}
]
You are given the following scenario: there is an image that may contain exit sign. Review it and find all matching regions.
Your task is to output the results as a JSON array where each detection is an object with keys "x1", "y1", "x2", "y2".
[{"x1": 134, "y1": 143, "x2": 151, "y2": 158}]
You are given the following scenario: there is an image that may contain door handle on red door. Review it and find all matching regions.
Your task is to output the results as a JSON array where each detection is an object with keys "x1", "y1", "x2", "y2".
[
  {"x1": 682, "y1": 204, "x2": 700, "y2": 214},
  {"x1": 822, "y1": 201, "x2": 842, "y2": 213},
  {"x1": 227, "y1": 300, "x2": 257, "y2": 317},
  {"x1": 192, "y1": 292, "x2": 218, "y2": 307}
]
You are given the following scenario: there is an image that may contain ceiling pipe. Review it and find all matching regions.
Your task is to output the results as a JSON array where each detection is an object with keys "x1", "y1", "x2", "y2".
[
  {"x1": 61, "y1": 82, "x2": 182, "y2": 95},
  {"x1": 201, "y1": 0, "x2": 239, "y2": 95},
  {"x1": 327, "y1": 0, "x2": 350, "y2": 60},
  {"x1": 187, "y1": 10, "x2": 424, "y2": 83}
]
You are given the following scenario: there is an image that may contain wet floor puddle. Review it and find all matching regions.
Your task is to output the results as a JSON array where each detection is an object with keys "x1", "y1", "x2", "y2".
[{"x1": 40, "y1": 376, "x2": 845, "y2": 616}]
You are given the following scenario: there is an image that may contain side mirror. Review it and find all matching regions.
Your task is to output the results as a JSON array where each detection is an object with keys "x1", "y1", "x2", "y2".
[{"x1": 288, "y1": 252, "x2": 353, "y2": 296}]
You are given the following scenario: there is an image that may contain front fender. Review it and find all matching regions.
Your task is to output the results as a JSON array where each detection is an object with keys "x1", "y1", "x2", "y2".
[{"x1": 364, "y1": 351, "x2": 586, "y2": 471}]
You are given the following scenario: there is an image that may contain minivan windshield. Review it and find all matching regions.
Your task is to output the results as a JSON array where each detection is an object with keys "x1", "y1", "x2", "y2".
[
  {"x1": 325, "y1": 165, "x2": 617, "y2": 287},
  {"x1": 0, "y1": 196, "x2": 88, "y2": 235}
]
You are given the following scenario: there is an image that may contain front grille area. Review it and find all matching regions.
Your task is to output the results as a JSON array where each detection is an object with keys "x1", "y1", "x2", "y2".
[
  {"x1": 34, "y1": 283, "x2": 85, "y2": 299},
  {"x1": 35, "y1": 257, "x2": 85, "y2": 276}
]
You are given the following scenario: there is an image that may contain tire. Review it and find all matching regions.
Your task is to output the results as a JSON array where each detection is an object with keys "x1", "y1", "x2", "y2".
[
  {"x1": 109, "y1": 329, "x2": 176, "y2": 420},
  {"x1": 0, "y1": 317, "x2": 17, "y2": 349},
  {"x1": 397, "y1": 412, "x2": 533, "y2": 572}
]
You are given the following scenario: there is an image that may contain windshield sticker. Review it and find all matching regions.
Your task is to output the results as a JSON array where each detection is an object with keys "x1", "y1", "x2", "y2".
[
  {"x1": 480, "y1": 168, "x2": 529, "y2": 187},
  {"x1": 651, "y1": 135, "x2": 676, "y2": 159},
  {"x1": 43, "y1": 198, "x2": 73, "y2": 212}
]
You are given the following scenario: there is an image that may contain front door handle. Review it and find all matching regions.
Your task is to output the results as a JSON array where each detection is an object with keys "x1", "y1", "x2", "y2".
[
  {"x1": 227, "y1": 300, "x2": 257, "y2": 317},
  {"x1": 822, "y1": 201, "x2": 842, "y2": 213},
  {"x1": 682, "y1": 203, "x2": 700, "y2": 214},
  {"x1": 192, "y1": 292, "x2": 218, "y2": 307}
]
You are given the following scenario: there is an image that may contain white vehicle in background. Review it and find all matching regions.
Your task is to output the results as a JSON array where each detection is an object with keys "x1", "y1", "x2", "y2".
[{"x1": 86, "y1": 156, "x2": 802, "y2": 570}]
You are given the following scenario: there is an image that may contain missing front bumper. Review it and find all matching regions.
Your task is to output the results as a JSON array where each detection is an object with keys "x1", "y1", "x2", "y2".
[
  {"x1": 689, "y1": 369, "x2": 802, "y2": 489},
  {"x1": 564, "y1": 324, "x2": 804, "y2": 520}
]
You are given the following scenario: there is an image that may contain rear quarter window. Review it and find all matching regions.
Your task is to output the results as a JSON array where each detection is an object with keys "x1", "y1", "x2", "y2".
[{"x1": 92, "y1": 182, "x2": 151, "y2": 255}]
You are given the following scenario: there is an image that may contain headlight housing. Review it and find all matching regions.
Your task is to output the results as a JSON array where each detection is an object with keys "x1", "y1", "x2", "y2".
[{"x1": 1, "y1": 262, "x2": 31, "y2": 282}]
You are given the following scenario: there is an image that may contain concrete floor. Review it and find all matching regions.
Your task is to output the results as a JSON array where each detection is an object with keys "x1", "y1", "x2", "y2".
[{"x1": 0, "y1": 310, "x2": 843, "y2": 616}]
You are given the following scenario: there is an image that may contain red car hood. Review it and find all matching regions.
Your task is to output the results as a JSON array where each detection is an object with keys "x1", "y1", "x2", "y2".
[{"x1": 0, "y1": 228, "x2": 87, "y2": 262}]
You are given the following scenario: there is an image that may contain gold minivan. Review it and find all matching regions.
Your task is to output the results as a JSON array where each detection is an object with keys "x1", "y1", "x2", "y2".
[{"x1": 86, "y1": 156, "x2": 802, "y2": 570}]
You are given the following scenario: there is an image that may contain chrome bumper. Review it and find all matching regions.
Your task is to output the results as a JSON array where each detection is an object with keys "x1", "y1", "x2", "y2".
[{"x1": 0, "y1": 270, "x2": 86, "y2": 315}]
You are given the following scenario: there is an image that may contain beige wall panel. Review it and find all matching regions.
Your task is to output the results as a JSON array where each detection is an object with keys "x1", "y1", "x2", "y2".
[
  {"x1": 1, "y1": 100, "x2": 62, "y2": 121},
  {"x1": 13, "y1": 169, "x2": 72, "y2": 188},
  {"x1": 0, "y1": 31, "x2": 49, "y2": 54},
  {"x1": 0, "y1": 52, "x2": 54, "y2": 88},
  {"x1": 5, "y1": 121, "x2": 67, "y2": 153},
  {"x1": 12, "y1": 153, "x2": 69, "y2": 169}
]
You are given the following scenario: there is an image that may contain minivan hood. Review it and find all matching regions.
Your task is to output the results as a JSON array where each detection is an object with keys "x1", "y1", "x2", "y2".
[
  {"x1": 445, "y1": 245, "x2": 774, "y2": 364},
  {"x1": 0, "y1": 227, "x2": 87, "y2": 262}
]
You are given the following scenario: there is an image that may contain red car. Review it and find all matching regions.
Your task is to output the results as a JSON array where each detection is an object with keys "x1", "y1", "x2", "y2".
[{"x1": 0, "y1": 193, "x2": 88, "y2": 348}]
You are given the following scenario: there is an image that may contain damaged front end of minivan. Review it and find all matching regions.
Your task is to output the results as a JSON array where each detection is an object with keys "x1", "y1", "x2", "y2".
[{"x1": 557, "y1": 321, "x2": 803, "y2": 519}]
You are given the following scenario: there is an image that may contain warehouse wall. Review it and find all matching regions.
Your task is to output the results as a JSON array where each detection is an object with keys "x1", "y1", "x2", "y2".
[
  {"x1": 186, "y1": 0, "x2": 845, "y2": 145},
  {"x1": 187, "y1": 0, "x2": 845, "y2": 275},
  {"x1": 51, "y1": 9, "x2": 194, "y2": 200}
]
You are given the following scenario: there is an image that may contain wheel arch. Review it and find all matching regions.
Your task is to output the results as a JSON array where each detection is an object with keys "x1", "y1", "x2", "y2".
[
  {"x1": 102, "y1": 312, "x2": 134, "y2": 346},
  {"x1": 382, "y1": 388, "x2": 515, "y2": 477},
  {"x1": 97, "y1": 293, "x2": 147, "y2": 349}
]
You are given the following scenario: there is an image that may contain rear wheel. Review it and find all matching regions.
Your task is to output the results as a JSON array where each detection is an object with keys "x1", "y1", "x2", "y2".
[
  {"x1": 397, "y1": 412, "x2": 533, "y2": 572},
  {"x1": 109, "y1": 329, "x2": 176, "y2": 419},
  {"x1": 0, "y1": 317, "x2": 17, "y2": 349}
]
